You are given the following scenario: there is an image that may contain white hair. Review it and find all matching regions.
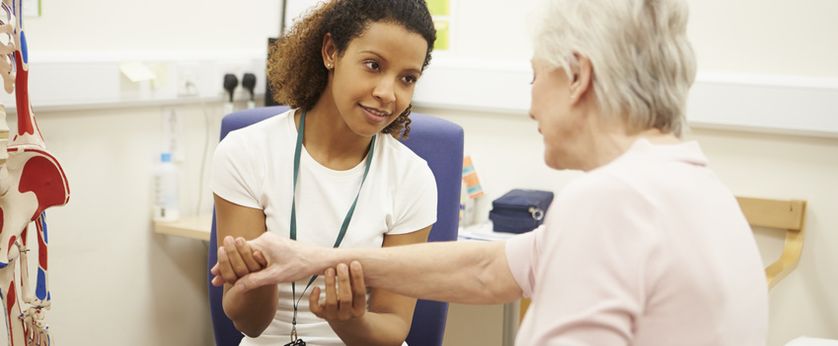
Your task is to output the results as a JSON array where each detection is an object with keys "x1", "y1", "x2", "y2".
[{"x1": 533, "y1": 0, "x2": 697, "y2": 136}]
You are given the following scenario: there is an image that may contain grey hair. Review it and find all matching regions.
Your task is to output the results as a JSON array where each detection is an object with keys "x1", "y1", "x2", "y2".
[{"x1": 533, "y1": 0, "x2": 696, "y2": 137}]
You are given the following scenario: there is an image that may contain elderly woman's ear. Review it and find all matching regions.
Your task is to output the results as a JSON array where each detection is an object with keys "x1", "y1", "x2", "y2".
[{"x1": 568, "y1": 54, "x2": 593, "y2": 104}]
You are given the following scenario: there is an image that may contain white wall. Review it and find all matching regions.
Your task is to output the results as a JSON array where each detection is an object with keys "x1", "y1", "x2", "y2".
[
  {"x1": 28, "y1": 0, "x2": 838, "y2": 79},
  {"x1": 687, "y1": 0, "x2": 838, "y2": 78},
  {"x1": 442, "y1": 0, "x2": 838, "y2": 78},
  {"x1": 27, "y1": 0, "x2": 280, "y2": 53},
  {"x1": 3, "y1": 0, "x2": 836, "y2": 345}
]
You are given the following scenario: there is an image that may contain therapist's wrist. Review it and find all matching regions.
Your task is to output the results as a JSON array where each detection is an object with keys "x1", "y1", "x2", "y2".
[{"x1": 327, "y1": 312, "x2": 368, "y2": 330}]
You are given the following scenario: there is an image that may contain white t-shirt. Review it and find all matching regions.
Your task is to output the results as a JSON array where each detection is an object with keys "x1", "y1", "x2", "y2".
[
  {"x1": 506, "y1": 139, "x2": 768, "y2": 345},
  {"x1": 211, "y1": 109, "x2": 437, "y2": 346}
]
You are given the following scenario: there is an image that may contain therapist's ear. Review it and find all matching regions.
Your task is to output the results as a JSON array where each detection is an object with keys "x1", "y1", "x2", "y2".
[
  {"x1": 568, "y1": 53, "x2": 592, "y2": 105},
  {"x1": 322, "y1": 33, "x2": 337, "y2": 70}
]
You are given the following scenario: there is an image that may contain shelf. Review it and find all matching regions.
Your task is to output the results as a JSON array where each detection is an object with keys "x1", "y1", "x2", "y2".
[{"x1": 153, "y1": 213, "x2": 212, "y2": 241}]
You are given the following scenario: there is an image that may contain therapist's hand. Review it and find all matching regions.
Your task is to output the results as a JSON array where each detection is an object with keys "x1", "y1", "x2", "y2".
[
  {"x1": 214, "y1": 232, "x2": 321, "y2": 292},
  {"x1": 309, "y1": 262, "x2": 367, "y2": 322},
  {"x1": 210, "y1": 236, "x2": 268, "y2": 287}
]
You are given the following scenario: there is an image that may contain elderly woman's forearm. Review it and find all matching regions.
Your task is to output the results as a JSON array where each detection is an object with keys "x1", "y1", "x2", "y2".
[{"x1": 327, "y1": 241, "x2": 522, "y2": 304}]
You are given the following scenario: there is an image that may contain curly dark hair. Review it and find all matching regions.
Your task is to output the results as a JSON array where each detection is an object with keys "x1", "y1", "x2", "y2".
[{"x1": 267, "y1": 0, "x2": 436, "y2": 139}]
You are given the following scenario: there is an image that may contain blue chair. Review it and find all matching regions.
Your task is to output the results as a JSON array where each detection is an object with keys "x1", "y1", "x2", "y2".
[{"x1": 208, "y1": 106, "x2": 464, "y2": 346}]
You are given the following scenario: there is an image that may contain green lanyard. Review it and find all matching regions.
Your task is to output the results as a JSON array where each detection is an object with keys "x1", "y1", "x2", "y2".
[{"x1": 288, "y1": 110, "x2": 376, "y2": 341}]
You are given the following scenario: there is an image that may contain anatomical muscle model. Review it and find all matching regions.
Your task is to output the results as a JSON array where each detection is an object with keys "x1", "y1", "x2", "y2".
[{"x1": 0, "y1": 0, "x2": 70, "y2": 345}]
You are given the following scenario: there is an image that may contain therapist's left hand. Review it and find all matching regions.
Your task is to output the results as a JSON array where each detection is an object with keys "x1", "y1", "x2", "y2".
[
  {"x1": 216, "y1": 232, "x2": 320, "y2": 291},
  {"x1": 210, "y1": 236, "x2": 268, "y2": 287},
  {"x1": 309, "y1": 261, "x2": 367, "y2": 322}
]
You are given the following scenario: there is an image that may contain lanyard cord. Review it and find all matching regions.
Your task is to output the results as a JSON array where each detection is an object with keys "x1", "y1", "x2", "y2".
[{"x1": 289, "y1": 110, "x2": 376, "y2": 330}]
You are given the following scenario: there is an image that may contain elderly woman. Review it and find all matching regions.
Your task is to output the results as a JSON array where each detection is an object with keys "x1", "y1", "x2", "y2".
[{"x1": 213, "y1": 0, "x2": 768, "y2": 344}]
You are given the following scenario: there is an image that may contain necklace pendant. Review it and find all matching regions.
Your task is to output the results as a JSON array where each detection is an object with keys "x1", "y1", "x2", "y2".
[
  {"x1": 283, "y1": 326, "x2": 305, "y2": 346},
  {"x1": 284, "y1": 338, "x2": 306, "y2": 346}
]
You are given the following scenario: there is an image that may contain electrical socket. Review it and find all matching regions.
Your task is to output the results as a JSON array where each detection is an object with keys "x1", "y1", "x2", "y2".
[
  {"x1": 218, "y1": 61, "x2": 246, "y2": 100},
  {"x1": 176, "y1": 63, "x2": 200, "y2": 97},
  {"x1": 218, "y1": 59, "x2": 263, "y2": 101}
]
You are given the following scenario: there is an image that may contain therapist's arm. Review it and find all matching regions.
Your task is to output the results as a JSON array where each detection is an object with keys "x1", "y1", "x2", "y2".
[
  {"x1": 327, "y1": 228, "x2": 430, "y2": 346},
  {"x1": 226, "y1": 233, "x2": 523, "y2": 305},
  {"x1": 214, "y1": 194, "x2": 278, "y2": 338}
]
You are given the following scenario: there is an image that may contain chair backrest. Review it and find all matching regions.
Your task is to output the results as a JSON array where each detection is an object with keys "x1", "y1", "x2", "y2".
[
  {"x1": 208, "y1": 106, "x2": 464, "y2": 346},
  {"x1": 735, "y1": 196, "x2": 807, "y2": 288}
]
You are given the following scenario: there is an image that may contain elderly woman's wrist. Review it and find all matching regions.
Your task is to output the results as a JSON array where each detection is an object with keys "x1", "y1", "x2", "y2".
[{"x1": 316, "y1": 247, "x2": 350, "y2": 273}]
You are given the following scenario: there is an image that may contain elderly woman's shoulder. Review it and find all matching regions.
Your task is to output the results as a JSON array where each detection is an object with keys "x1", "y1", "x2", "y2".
[{"x1": 557, "y1": 169, "x2": 652, "y2": 208}]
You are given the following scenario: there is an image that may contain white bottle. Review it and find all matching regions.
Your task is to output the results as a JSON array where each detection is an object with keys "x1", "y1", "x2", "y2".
[{"x1": 153, "y1": 152, "x2": 180, "y2": 221}]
